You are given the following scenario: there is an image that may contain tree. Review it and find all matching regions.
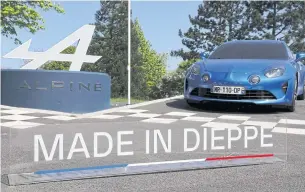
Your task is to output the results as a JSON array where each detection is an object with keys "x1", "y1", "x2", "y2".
[
  {"x1": 41, "y1": 46, "x2": 76, "y2": 70},
  {"x1": 172, "y1": 1, "x2": 305, "y2": 61},
  {"x1": 245, "y1": 1, "x2": 295, "y2": 40},
  {"x1": 284, "y1": 1, "x2": 305, "y2": 52},
  {"x1": 149, "y1": 58, "x2": 201, "y2": 99},
  {"x1": 133, "y1": 18, "x2": 167, "y2": 96},
  {"x1": 149, "y1": 71, "x2": 184, "y2": 99},
  {"x1": 1, "y1": 0, "x2": 64, "y2": 44},
  {"x1": 244, "y1": 1, "x2": 305, "y2": 52},
  {"x1": 171, "y1": 1, "x2": 248, "y2": 61},
  {"x1": 176, "y1": 59, "x2": 199, "y2": 73},
  {"x1": 83, "y1": 1, "x2": 144, "y2": 99}
]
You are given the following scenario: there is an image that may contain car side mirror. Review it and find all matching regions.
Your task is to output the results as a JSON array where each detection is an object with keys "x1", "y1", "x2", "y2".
[
  {"x1": 296, "y1": 52, "x2": 305, "y2": 61},
  {"x1": 199, "y1": 52, "x2": 209, "y2": 60}
]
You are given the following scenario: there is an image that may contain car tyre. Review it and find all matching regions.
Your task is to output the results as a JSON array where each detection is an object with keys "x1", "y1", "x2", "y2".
[
  {"x1": 287, "y1": 96, "x2": 296, "y2": 112},
  {"x1": 297, "y1": 84, "x2": 305, "y2": 100},
  {"x1": 186, "y1": 99, "x2": 198, "y2": 108},
  {"x1": 287, "y1": 79, "x2": 297, "y2": 112}
]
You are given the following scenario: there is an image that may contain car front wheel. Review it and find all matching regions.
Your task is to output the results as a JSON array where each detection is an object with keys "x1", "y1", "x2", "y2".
[
  {"x1": 186, "y1": 99, "x2": 198, "y2": 108},
  {"x1": 287, "y1": 79, "x2": 297, "y2": 112},
  {"x1": 297, "y1": 83, "x2": 305, "y2": 100},
  {"x1": 287, "y1": 96, "x2": 296, "y2": 112}
]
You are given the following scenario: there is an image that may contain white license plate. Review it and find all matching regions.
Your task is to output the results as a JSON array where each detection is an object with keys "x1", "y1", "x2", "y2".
[{"x1": 212, "y1": 86, "x2": 245, "y2": 95}]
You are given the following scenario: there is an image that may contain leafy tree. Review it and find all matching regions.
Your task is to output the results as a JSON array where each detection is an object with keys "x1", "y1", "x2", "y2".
[
  {"x1": 172, "y1": 1, "x2": 305, "y2": 61},
  {"x1": 150, "y1": 59, "x2": 201, "y2": 99},
  {"x1": 149, "y1": 71, "x2": 184, "y2": 99},
  {"x1": 171, "y1": 1, "x2": 248, "y2": 61},
  {"x1": 1, "y1": 0, "x2": 64, "y2": 44},
  {"x1": 83, "y1": 1, "x2": 145, "y2": 99},
  {"x1": 284, "y1": 1, "x2": 305, "y2": 52},
  {"x1": 41, "y1": 46, "x2": 76, "y2": 70},
  {"x1": 133, "y1": 18, "x2": 167, "y2": 95},
  {"x1": 244, "y1": 1, "x2": 304, "y2": 52},
  {"x1": 160, "y1": 1, "x2": 305, "y2": 99},
  {"x1": 176, "y1": 59, "x2": 200, "y2": 73},
  {"x1": 246, "y1": 1, "x2": 295, "y2": 40}
]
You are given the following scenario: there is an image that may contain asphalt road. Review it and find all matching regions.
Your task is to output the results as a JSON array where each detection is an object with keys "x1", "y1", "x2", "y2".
[{"x1": 2, "y1": 98, "x2": 305, "y2": 192}]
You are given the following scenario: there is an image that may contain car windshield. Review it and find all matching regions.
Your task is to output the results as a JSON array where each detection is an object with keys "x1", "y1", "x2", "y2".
[{"x1": 208, "y1": 42, "x2": 289, "y2": 60}]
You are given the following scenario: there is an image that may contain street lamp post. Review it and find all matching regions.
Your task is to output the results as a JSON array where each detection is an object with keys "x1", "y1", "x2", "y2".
[{"x1": 127, "y1": 0, "x2": 131, "y2": 105}]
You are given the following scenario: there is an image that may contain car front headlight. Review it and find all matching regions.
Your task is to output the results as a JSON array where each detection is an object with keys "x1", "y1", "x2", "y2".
[
  {"x1": 264, "y1": 68, "x2": 285, "y2": 78},
  {"x1": 191, "y1": 64, "x2": 201, "y2": 75},
  {"x1": 202, "y1": 74, "x2": 210, "y2": 82}
]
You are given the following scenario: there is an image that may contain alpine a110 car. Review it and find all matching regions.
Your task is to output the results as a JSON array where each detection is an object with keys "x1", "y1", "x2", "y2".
[{"x1": 184, "y1": 40, "x2": 305, "y2": 112}]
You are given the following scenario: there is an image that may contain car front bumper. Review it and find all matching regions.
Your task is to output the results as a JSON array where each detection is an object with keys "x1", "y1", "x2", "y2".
[{"x1": 184, "y1": 75, "x2": 295, "y2": 106}]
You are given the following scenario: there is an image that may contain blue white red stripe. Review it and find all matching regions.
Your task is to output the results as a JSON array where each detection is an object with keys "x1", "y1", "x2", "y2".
[
  {"x1": 5, "y1": 153, "x2": 281, "y2": 186},
  {"x1": 34, "y1": 153, "x2": 275, "y2": 175}
]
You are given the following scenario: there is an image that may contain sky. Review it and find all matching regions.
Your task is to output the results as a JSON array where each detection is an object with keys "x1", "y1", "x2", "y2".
[{"x1": 1, "y1": 1, "x2": 200, "y2": 71}]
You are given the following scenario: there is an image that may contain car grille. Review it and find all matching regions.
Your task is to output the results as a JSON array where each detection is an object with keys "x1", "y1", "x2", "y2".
[{"x1": 190, "y1": 88, "x2": 276, "y2": 100}]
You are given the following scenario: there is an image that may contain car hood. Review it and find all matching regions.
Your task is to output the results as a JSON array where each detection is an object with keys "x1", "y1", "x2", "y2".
[{"x1": 201, "y1": 59, "x2": 288, "y2": 73}]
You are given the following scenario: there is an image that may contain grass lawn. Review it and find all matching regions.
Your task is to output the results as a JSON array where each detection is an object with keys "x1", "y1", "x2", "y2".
[{"x1": 111, "y1": 98, "x2": 147, "y2": 104}]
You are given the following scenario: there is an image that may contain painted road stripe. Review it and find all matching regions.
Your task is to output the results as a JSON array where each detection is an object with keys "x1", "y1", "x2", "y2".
[
  {"x1": 81, "y1": 95, "x2": 183, "y2": 117},
  {"x1": 88, "y1": 114, "x2": 123, "y2": 119},
  {"x1": 278, "y1": 119, "x2": 305, "y2": 125},
  {"x1": 1, "y1": 121, "x2": 44, "y2": 129},
  {"x1": 43, "y1": 115, "x2": 77, "y2": 121},
  {"x1": 272, "y1": 127, "x2": 305, "y2": 135},
  {"x1": 116, "y1": 109, "x2": 148, "y2": 113},
  {"x1": 218, "y1": 115, "x2": 251, "y2": 121},
  {"x1": 0, "y1": 109, "x2": 35, "y2": 115},
  {"x1": 201, "y1": 122, "x2": 240, "y2": 128},
  {"x1": 0, "y1": 105, "x2": 15, "y2": 110},
  {"x1": 181, "y1": 116, "x2": 215, "y2": 122},
  {"x1": 1, "y1": 95, "x2": 183, "y2": 118},
  {"x1": 128, "y1": 113, "x2": 161, "y2": 118},
  {"x1": 4, "y1": 154, "x2": 282, "y2": 186},
  {"x1": 164, "y1": 112, "x2": 197, "y2": 117},
  {"x1": 0, "y1": 105, "x2": 76, "y2": 116},
  {"x1": 242, "y1": 120, "x2": 277, "y2": 128},
  {"x1": 141, "y1": 118, "x2": 178, "y2": 124},
  {"x1": 0, "y1": 115, "x2": 38, "y2": 121}
]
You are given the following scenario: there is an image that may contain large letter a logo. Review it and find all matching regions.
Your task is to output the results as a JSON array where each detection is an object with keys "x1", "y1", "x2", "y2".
[{"x1": 3, "y1": 25, "x2": 101, "y2": 71}]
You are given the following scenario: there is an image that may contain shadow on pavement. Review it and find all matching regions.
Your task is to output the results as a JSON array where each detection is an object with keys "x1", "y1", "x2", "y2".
[{"x1": 166, "y1": 99, "x2": 288, "y2": 114}]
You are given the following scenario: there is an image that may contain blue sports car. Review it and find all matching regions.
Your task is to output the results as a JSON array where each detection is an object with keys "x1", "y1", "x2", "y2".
[{"x1": 184, "y1": 40, "x2": 305, "y2": 112}]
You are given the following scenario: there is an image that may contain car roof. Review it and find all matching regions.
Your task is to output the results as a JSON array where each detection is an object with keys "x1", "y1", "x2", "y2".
[{"x1": 224, "y1": 40, "x2": 285, "y2": 45}]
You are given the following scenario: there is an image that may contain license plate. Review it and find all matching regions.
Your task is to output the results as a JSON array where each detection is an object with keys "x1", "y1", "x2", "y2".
[{"x1": 212, "y1": 86, "x2": 245, "y2": 95}]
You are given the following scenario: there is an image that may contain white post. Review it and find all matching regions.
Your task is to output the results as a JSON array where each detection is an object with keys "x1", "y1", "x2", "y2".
[{"x1": 127, "y1": 0, "x2": 131, "y2": 105}]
